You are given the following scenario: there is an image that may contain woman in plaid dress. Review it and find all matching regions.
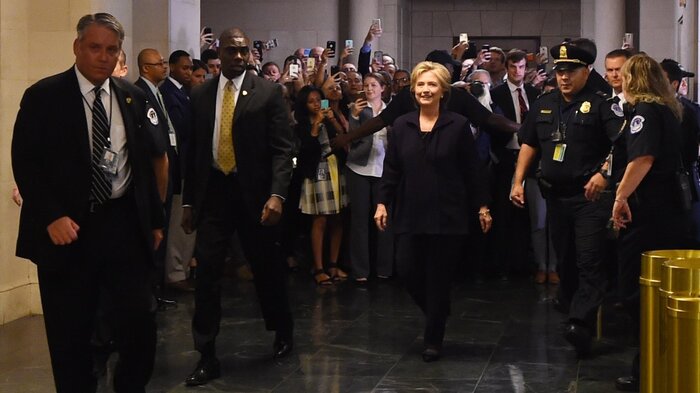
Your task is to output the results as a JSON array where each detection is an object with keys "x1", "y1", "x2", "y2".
[{"x1": 295, "y1": 86, "x2": 349, "y2": 285}]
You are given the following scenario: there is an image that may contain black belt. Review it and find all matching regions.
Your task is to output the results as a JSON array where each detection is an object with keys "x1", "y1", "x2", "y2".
[{"x1": 89, "y1": 194, "x2": 131, "y2": 213}]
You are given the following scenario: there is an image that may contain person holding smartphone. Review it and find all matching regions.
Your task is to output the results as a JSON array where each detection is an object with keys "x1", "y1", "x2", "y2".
[
  {"x1": 295, "y1": 86, "x2": 349, "y2": 285},
  {"x1": 346, "y1": 73, "x2": 393, "y2": 283}
]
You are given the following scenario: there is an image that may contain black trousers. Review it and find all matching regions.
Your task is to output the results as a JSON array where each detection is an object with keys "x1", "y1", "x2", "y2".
[
  {"x1": 547, "y1": 192, "x2": 611, "y2": 327},
  {"x1": 192, "y1": 170, "x2": 293, "y2": 358},
  {"x1": 396, "y1": 234, "x2": 464, "y2": 348},
  {"x1": 37, "y1": 196, "x2": 156, "y2": 393},
  {"x1": 491, "y1": 150, "x2": 530, "y2": 275},
  {"x1": 617, "y1": 197, "x2": 688, "y2": 378}
]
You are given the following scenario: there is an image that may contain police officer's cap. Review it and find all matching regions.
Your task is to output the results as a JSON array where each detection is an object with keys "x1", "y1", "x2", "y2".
[
  {"x1": 660, "y1": 59, "x2": 695, "y2": 83},
  {"x1": 550, "y1": 44, "x2": 594, "y2": 71}
]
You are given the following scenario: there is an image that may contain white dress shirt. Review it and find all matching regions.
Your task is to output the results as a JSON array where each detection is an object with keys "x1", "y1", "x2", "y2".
[{"x1": 506, "y1": 79, "x2": 529, "y2": 149}]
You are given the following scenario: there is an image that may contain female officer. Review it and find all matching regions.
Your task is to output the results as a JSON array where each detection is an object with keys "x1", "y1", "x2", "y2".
[{"x1": 612, "y1": 54, "x2": 690, "y2": 391}]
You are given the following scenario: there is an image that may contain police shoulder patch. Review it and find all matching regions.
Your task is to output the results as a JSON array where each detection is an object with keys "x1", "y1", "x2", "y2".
[
  {"x1": 611, "y1": 102, "x2": 624, "y2": 118},
  {"x1": 630, "y1": 115, "x2": 645, "y2": 134},
  {"x1": 147, "y1": 107, "x2": 159, "y2": 126}
]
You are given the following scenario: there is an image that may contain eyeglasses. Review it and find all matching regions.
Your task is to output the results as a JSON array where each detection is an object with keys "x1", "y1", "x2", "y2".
[{"x1": 144, "y1": 61, "x2": 167, "y2": 67}]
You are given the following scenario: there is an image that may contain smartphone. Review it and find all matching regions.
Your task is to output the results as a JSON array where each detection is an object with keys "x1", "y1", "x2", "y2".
[
  {"x1": 306, "y1": 57, "x2": 316, "y2": 70},
  {"x1": 526, "y1": 52, "x2": 535, "y2": 62},
  {"x1": 373, "y1": 50, "x2": 384, "y2": 63},
  {"x1": 253, "y1": 40, "x2": 264, "y2": 62},
  {"x1": 345, "y1": 39, "x2": 354, "y2": 49},
  {"x1": 482, "y1": 44, "x2": 491, "y2": 61},
  {"x1": 371, "y1": 18, "x2": 381, "y2": 30},
  {"x1": 539, "y1": 46, "x2": 549, "y2": 63},
  {"x1": 537, "y1": 63, "x2": 547, "y2": 73},
  {"x1": 289, "y1": 63, "x2": 299, "y2": 79},
  {"x1": 321, "y1": 99, "x2": 329, "y2": 109},
  {"x1": 265, "y1": 38, "x2": 278, "y2": 49},
  {"x1": 326, "y1": 40, "x2": 336, "y2": 58},
  {"x1": 459, "y1": 33, "x2": 469, "y2": 43},
  {"x1": 357, "y1": 90, "x2": 367, "y2": 100},
  {"x1": 203, "y1": 26, "x2": 212, "y2": 35},
  {"x1": 303, "y1": 48, "x2": 311, "y2": 57},
  {"x1": 623, "y1": 33, "x2": 633, "y2": 47}
]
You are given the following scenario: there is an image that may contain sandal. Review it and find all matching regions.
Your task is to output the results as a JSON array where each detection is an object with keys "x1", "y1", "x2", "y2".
[
  {"x1": 328, "y1": 262, "x2": 348, "y2": 281},
  {"x1": 314, "y1": 269, "x2": 333, "y2": 286}
]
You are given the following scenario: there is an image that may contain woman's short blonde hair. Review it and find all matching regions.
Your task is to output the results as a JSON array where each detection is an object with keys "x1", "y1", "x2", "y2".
[
  {"x1": 410, "y1": 61, "x2": 451, "y2": 105},
  {"x1": 622, "y1": 54, "x2": 683, "y2": 120}
]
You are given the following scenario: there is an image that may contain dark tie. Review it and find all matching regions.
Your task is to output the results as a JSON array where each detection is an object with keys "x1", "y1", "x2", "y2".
[
  {"x1": 516, "y1": 87, "x2": 528, "y2": 123},
  {"x1": 90, "y1": 87, "x2": 112, "y2": 203}
]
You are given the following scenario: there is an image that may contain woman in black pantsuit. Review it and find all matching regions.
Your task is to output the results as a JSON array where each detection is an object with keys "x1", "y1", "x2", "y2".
[
  {"x1": 611, "y1": 54, "x2": 690, "y2": 391},
  {"x1": 374, "y1": 61, "x2": 492, "y2": 362}
]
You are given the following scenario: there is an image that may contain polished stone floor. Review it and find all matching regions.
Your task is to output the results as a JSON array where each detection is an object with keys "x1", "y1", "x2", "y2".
[{"x1": 0, "y1": 272, "x2": 637, "y2": 392}]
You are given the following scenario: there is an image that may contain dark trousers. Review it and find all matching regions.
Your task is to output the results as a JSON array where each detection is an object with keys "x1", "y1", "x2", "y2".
[
  {"x1": 617, "y1": 198, "x2": 688, "y2": 378},
  {"x1": 37, "y1": 196, "x2": 156, "y2": 393},
  {"x1": 346, "y1": 169, "x2": 394, "y2": 278},
  {"x1": 396, "y1": 234, "x2": 464, "y2": 347},
  {"x1": 548, "y1": 192, "x2": 610, "y2": 327},
  {"x1": 491, "y1": 150, "x2": 529, "y2": 275},
  {"x1": 192, "y1": 170, "x2": 293, "y2": 358}
]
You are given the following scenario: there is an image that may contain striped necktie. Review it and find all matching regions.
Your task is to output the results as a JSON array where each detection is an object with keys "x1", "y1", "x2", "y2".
[{"x1": 90, "y1": 87, "x2": 112, "y2": 203}]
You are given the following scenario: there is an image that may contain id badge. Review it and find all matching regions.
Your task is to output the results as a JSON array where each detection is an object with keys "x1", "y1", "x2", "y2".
[
  {"x1": 169, "y1": 131, "x2": 177, "y2": 147},
  {"x1": 316, "y1": 167, "x2": 328, "y2": 181},
  {"x1": 553, "y1": 143, "x2": 566, "y2": 162},
  {"x1": 100, "y1": 148, "x2": 119, "y2": 176}
]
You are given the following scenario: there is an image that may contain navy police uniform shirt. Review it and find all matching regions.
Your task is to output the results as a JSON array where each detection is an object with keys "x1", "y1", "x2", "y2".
[
  {"x1": 519, "y1": 88, "x2": 624, "y2": 187},
  {"x1": 622, "y1": 101, "x2": 683, "y2": 203}
]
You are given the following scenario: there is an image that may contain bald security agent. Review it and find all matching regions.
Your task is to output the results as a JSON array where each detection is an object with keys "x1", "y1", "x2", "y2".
[
  {"x1": 511, "y1": 44, "x2": 625, "y2": 358},
  {"x1": 181, "y1": 27, "x2": 295, "y2": 386}
]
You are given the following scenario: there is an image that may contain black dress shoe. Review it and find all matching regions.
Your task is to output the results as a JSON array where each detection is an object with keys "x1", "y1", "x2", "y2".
[
  {"x1": 564, "y1": 323, "x2": 592, "y2": 357},
  {"x1": 421, "y1": 347, "x2": 441, "y2": 362},
  {"x1": 185, "y1": 357, "x2": 221, "y2": 386},
  {"x1": 273, "y1": 334, "x2": 294, "y2": 359},
  {"x1": 615, "y1": 376, "x2": 639, "y2": 391},
  {"x1": 156, "y1": 297, "x2": 178, "y2": 312}
]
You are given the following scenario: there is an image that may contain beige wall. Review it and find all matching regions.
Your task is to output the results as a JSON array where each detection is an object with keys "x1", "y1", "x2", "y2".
[{"x1": 409, "y1": 0, "x2": 580, "y2": 67}]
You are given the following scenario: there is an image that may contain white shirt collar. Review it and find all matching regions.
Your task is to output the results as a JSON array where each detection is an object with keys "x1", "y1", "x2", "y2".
[
  {"x1": 506, "y1": 79, "x2": 524, "y2": 93},
  {"x1": 218, "y1": 72, "x2": 246, "y2": 92},
  {"x1": 140, "y1": 77, "x2": 159, "y2": 96},
  {"x1": 75, "y1": 65, "x2": 111, "y2": 97},
  {"x1": 168, "y1": 76, "x2": 184, "y2": 90}
]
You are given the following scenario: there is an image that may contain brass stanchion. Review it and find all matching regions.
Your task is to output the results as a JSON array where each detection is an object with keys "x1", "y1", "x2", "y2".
[
  {"x1": 639, "y1": 250, "x2": 700, "y2": 393},
  {"x1": 666, "y1": 296, "x2": 700, "y2": 393}
]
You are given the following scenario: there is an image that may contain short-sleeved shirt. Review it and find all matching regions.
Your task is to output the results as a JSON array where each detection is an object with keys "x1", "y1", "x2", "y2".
[
  {"x1": 621, "y1": 101, "x2": 683, "y2": 202},
  {"x1": 519, "y1": 87, "x2": 624, "y2": 187}
]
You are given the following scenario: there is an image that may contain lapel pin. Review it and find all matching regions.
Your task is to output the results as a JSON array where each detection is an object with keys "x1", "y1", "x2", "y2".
[
  {"x1": 242, "y1": 90, "x2": 248, "y2": 96},
  {"x1": 126, "y1": 97, "x2": 132, "y2": 104}
]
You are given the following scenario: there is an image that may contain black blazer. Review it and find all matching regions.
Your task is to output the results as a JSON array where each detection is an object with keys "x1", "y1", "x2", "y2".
[
  {"x1": 378, "y1": 110, "x2": 490, "y2": 235},
  {"x1": 160, "y1": 77, "x2": 192, "y2": 177},
  {"x1": 490, "y1": 82, "x2": 540, "y2": 154},
  {"x1": 183, "y1": 72, "x2": 294, "y2": 225},
  {"x1": 134, "y1": 77, "x2": 179, "y2": 192},
  {"x1": 12, "y1": 68, "x2": 165, "y2": 267},
  {"x1": 296, "y1": 118, "x2": 347, "y2": 180}
]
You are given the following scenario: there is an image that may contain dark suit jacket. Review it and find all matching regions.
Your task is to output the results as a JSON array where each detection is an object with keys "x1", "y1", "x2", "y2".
[
  {"x1": 378, "y1": 110, "x2": 490, "y2": 235},
  {"x1": 160, "y1": 77, "x2": 192, "y2": 181},
  {"x1": 183, "y1": 72, "x2": 294, "y2": 225},
  {"x1": 135, "y1": 77, "x2": 179, "y2": 193},
  {"x1": 12, "y1": 68, "x2": 164, "y2": 267},
  {"x1": 490, "y1": 82, "x2": 540, "y2": 155},
  {"x1": 296, "y1": 118, "x2": 347, "y2": 180}
]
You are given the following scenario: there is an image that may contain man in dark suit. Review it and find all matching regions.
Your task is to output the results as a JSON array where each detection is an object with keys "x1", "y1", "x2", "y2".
[
  {"x1": 160, "y1": 49, "x2": 196, "y2": 289},
  {"x1": 490, "y1": 49, "x2": 541, "y2": 279},
  {"x1": 181, "y1": 27, "x2": 295, "y2": 386},
  {"x1": 11, "y1": 13, "x2": 165, "y2": 393}
]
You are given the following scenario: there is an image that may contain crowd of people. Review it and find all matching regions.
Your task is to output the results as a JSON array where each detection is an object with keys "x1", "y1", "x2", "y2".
[{"x1": 10, "y1": 11, "x2": 700, "y2": 393}]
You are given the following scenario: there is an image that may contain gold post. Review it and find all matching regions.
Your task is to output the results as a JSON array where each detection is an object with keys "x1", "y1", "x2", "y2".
[{"x1": 666, "y1": 296, "x2": 700, "y2": 393}]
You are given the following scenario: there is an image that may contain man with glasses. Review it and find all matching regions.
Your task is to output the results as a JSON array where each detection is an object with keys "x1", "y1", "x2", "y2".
[{"x1": 391, "y1": 69, "x2": 410, "y2": 96}]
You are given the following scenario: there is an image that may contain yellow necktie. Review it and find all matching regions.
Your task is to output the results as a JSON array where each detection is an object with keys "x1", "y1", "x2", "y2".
[{"x1": 217, "y1": 80, "x2": 236, "y2": 174}]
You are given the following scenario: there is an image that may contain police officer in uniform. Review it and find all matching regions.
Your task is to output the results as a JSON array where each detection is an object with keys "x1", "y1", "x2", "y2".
[
  {"x1": 511, "y1": 43, "x2": 624, "y2": 357},
  {"x1": 612, "y1": 54, "x2": 690, "y2": 392}
]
